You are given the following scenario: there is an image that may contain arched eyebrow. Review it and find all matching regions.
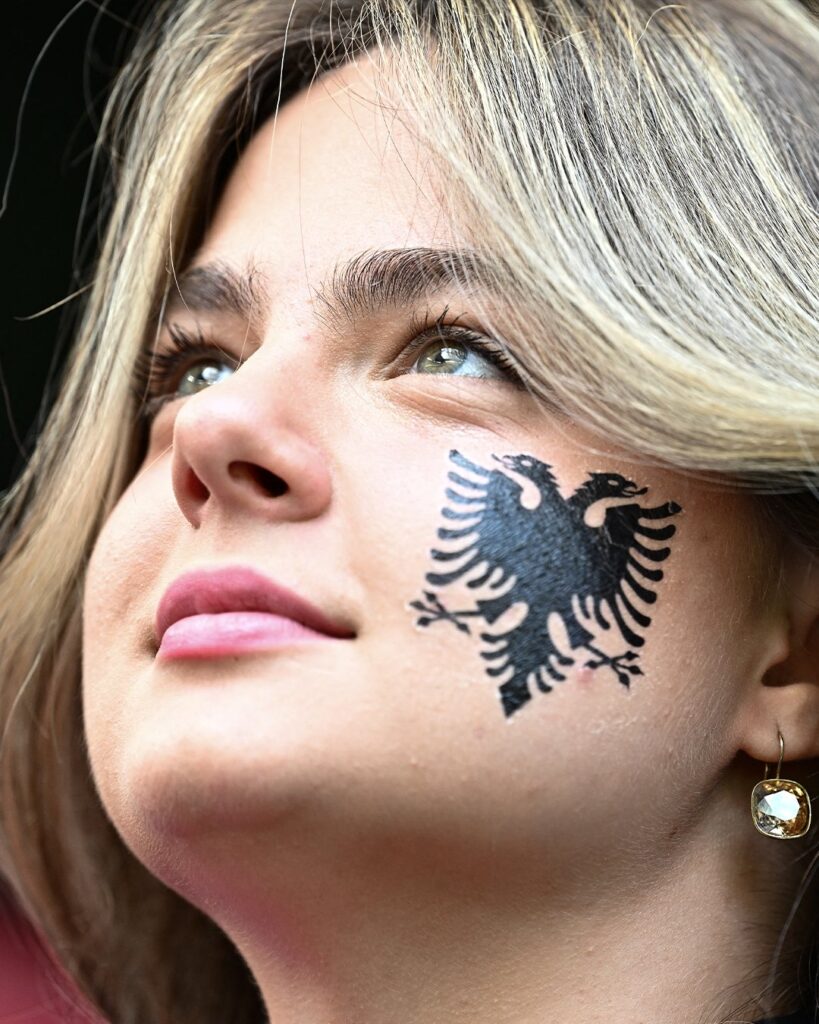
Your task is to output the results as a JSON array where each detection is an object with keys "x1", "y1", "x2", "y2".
[
  {"x1": 160, "y1": 246, "x2": 493, "y2": 332},
  {"x1": 161, "y1": 260, "x2": 267, "y2": 324}
]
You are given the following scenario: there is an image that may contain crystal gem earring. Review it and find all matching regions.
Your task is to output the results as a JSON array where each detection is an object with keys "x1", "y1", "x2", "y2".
[{"x1": 751, "y1": 729, "x2": 812, "y2": 839}]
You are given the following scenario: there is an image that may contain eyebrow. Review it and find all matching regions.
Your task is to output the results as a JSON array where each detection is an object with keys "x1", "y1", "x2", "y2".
[{"x1": 160, "y1": 246, "x2": 496, "y2": 331}]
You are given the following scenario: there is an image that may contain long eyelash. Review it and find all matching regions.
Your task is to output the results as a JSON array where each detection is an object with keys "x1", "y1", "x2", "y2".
[
  {"x1": 131, "y1": 324, "x2": 232, "y2": 419},
  {"x1": 408, "y1": 308, "x2": 524, "y2": 386}
]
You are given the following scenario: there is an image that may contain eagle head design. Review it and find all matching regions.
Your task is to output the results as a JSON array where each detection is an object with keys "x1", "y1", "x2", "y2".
[{"x1": 574, "y1": 472, "x2": 648, "y2": 504}]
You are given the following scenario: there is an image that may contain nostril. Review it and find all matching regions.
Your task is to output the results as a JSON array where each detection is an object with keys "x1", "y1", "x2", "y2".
[
  {"x1": 187, "y1": 468, "x2": 209, "y2": 504},
  {"x1": 229, "y1": 462, "x2": 288, "y2": 498}
]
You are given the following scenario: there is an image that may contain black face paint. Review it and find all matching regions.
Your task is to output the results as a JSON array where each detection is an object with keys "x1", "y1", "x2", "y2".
[{"x1": 409, "y1": 450, "x2": 682, "y2": 719}]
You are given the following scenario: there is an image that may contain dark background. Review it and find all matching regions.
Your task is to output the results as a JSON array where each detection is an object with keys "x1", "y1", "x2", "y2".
[{"x1": 1, "y1": 2, "x2": 147, "y2": 494}]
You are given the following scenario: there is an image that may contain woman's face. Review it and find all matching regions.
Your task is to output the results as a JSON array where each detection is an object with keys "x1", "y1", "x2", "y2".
[{"x1": 82, "y1": 56, "x2": 783, "y2": 929}]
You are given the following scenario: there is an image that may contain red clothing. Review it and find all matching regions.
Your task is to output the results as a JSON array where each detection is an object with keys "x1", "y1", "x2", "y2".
[{"x1": 0, "y1": 902, "x2": 106, "y2": 1023}]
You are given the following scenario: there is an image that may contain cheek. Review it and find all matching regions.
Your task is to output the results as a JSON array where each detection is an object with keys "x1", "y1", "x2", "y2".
[
  {"x1": 81, "y1": 478, "x2": 178, "y2": 797},
  {"x1": 342, "y1": 435, "x2": 463, "y2": 600},
  {"x1": 356, "y1": 441, "x2": 765, "y2": 738},
  {"x1": 633, "y1": 503, "x2": 774, "y2": 727},
  {"x1": 83, "y1": 478, "x2": 176, "y2": 649}
]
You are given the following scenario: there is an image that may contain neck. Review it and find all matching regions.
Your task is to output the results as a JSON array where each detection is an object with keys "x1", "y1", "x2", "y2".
[{"x1": 171, "y1": 761, "x2": 808, "y2": 1024}]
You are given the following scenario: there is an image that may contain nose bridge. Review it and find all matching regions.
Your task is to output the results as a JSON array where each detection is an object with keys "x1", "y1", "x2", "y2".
[{"x1": 168, "y1": 332, "x2": 334, "y2": 529}]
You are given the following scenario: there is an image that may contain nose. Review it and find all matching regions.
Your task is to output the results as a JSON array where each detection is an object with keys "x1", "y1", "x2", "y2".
[{"x1": 169, "y1": 354, "x2": 333, "y2": 530}]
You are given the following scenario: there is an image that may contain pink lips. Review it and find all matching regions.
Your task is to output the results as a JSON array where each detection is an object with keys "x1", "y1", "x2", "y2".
[{"x1": 154, "y1": 566, "x2": 355, "y2": 660}]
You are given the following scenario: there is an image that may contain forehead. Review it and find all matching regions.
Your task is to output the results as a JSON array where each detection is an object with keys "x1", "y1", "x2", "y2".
[{"x1": 196, "y1": 54, "x2": 451, "y2": 302}]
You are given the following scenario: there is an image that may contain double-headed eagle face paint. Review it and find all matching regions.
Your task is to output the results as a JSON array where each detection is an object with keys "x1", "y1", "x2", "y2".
[{"x1": 409, "y1": 449, "x2": 682, "y2": 719}]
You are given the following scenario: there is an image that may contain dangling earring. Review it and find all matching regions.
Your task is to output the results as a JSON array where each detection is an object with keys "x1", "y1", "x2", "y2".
[{"x1": 751, "y1": 729, "x2": 812, "y2": 839}]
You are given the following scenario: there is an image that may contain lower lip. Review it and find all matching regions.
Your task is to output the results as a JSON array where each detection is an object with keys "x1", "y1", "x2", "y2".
[{"x1": 157, "y1": 612, "x2": 339, "y2": 660}]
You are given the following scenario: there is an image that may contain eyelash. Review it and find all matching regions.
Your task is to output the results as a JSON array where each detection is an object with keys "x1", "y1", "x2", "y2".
[{"x1": 131, "y1": 312, "x2": 525, "y2": 420}]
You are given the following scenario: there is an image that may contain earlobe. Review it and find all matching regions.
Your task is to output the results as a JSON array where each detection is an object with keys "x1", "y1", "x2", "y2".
[{"x1": 738, "y1": 545, "x2": 819, "y2": 765}]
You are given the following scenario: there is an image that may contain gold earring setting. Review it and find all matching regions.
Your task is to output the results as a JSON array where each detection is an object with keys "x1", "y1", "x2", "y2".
[{"x1": 751, "y1": 730, "x2": 811, "y2": 839}]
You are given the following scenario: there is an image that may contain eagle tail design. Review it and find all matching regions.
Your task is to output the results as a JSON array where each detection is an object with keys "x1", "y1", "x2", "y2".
[{"x1": 496, "y1": 656, "x2": 571, "y2": 718}]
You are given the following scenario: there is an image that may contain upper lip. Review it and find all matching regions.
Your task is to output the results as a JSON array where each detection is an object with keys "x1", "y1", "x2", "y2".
[{"x1": 154, "y1": 566, "x2": 356, "y2": 646}]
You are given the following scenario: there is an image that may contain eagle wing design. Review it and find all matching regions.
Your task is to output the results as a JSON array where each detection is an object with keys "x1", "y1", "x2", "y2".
[
  {"x1": 419, "y1": 449, "x2": 552, "y2": 602},
  {"x1": 567, "y1": 500, "x2": 681, "y2": 651}
]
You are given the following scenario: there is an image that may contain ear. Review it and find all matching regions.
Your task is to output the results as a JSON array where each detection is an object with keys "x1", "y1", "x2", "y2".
[{"x1": 737, "y1": 537, "x2": 819, "y2": 766}]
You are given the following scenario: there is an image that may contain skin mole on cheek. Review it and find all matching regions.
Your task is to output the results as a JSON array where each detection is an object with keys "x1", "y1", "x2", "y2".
[
  {"x1": 408, "y1": 448, "x2": 682, "y2": 719},
  {"x1": 576, "y1": 665, "x2": 594, "y2": 686}
]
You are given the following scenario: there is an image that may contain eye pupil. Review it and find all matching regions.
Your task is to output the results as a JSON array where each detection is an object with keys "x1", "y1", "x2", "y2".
[
  {"x1": 418, "y1": 341, "x2": 468, "y2": 375},
  {"x1": 180, "y1": 362, "x2": 231, "y2": 395}
]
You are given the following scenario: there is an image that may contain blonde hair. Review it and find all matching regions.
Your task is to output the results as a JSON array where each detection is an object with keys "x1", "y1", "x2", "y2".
[{"x1": 1, "y1": 1, "x2": 817, "y2": 1021}]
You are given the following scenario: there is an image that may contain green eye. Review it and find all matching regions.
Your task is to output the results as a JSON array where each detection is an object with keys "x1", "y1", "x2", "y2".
[
  {"x1": 403, "y1": 328, "x2": 522, "y2": 384},
  {"x1": 416, "y1": 341, "x2": 470, "y2": 374},
  {"x1": 176, "y1": 362, "x2": 233, "y2": 397},
  {"x1": 132, "y1": 325, "x2": 238, "y2": 419}
]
